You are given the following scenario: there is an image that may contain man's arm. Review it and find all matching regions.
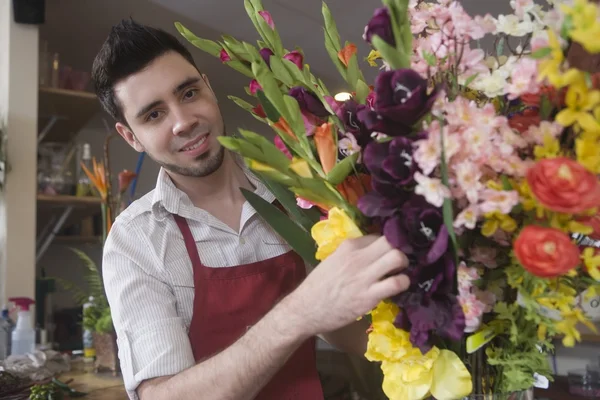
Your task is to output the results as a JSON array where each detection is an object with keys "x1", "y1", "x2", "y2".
[{"x1": 137, "y1": 294, "x2": 310, "y2": 400}]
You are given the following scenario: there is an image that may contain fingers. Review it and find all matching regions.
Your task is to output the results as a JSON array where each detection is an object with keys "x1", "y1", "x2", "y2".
[
  {"x1": 369, "y1": 274, "x2": 411, "y2": 300},
  {"x1": 366, "y1": 247, "x2": 409, "y2": 282}
]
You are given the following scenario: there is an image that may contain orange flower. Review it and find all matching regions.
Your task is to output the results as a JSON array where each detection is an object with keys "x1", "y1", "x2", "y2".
[
  {"x1": 271, "y1": 118, "x2": 296, "y2": 140},
  {"x1": 526, "y1": 157, "x2": 600, "y2": 213},
  {"x1": 314, "y1": 122, "x2": 337, "y2": 174},
  {"x1": 337, "y1": 174, "x2": 371, "y2": 206},
  {"x1": 338, "y1": 43, "x2": 357, "y2": 67},
  {"x1": 118, "y1": 170, "x2": 137, "y2": 194},
  {"x1": 81, "y1": 157, "x2": 108, "y2": 200},
  {"x1": 514, "y1": 225, "x2": 581, "y2": 277}
]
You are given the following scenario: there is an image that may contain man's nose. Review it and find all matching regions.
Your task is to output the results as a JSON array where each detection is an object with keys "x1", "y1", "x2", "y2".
[{"x1": 172, "y1": 107, "x2": 197, "y2": 136}]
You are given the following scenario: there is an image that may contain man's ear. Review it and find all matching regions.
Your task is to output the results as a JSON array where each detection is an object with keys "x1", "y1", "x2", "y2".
[{"x1": 115, "y1": 122, "x2": 145, "y2": 153}]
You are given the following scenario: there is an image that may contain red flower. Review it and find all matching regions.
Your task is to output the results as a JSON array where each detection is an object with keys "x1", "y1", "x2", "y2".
[
  {"x1": 514, "y1": 225, "x2": 581, "y2": 278},
  {"x1": 508, "y1": 108, "x2": 541, "y2": 133},
  {"x1": 526, "y1": 157, "x2": 600, "y2": 214}
]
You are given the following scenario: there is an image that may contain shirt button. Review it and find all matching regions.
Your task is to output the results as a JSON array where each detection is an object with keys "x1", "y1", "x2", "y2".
[{"x1": 239, "y1": 237, "x2": 246, "y2": 245}]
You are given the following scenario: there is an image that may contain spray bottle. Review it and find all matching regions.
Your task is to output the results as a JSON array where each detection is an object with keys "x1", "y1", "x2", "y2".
[{"x1": 8, "y1": 297, "x2": 36, "y2": 356}]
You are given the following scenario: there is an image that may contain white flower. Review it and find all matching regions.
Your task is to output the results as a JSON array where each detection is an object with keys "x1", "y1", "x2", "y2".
[
  {"x1": 494, "y1": 14, "x2": 535, "y2": 37},
  {"x1": 338, "y1": 134, "x2": 362, "y2": 163}
]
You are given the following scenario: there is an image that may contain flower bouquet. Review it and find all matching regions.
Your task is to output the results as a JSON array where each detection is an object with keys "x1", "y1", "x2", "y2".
[{"x1": 176, "y1": 0, "x2": 600, "y2": 398}]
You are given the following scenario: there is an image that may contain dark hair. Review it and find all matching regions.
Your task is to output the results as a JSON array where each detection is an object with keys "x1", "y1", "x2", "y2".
[{"x1": 92, "y1": 18, "x2": 199, "y2": 124}]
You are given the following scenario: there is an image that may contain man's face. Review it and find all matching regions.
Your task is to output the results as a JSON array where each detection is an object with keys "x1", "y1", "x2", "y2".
[{"x1": 114, "y1": 51, "x2": 225, "y2": 177}]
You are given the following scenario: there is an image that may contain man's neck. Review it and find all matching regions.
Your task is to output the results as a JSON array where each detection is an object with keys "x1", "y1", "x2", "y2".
[{"x1": 166, "y1": 151, "x2": 254, "y2": 209}]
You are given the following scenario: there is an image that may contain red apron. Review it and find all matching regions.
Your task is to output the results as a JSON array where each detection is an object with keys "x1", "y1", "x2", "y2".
[{"x1": 173, "y1": 214, "x2": 324, "y2": 399}]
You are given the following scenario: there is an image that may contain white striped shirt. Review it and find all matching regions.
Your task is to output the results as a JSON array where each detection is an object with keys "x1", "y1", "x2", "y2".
[{"x1": 102, "y1": 167, "x2": 294, "y2": 399}]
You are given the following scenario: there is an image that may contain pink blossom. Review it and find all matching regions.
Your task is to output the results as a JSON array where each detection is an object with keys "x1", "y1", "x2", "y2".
[
  {"x1": 479, "y1": 188, "x2": 520, "y2": 214},
  {"x1": 413, "y1": 133, "x2": 441, "y2": 176},
  {"x1": 454, "y1": 161, "x2": 483, "y2": 203},
  {"x1": 524, "y1": 120, "x2": 562, "y2": 145},
  {"x1": 302, "y1": 111, "x2": 321, "y2": 137},
  {"x1": 274, "y1": 136, "x2": 292, "y2": 160},
  {"x1": 510, "y1": 0, "x2": 535, "y2": 20},
  {"x1": 296, "y1": 197, "x2": 315, "y2": 209},
  {"x1": 459, "y1": 293, "x2": 486, "y2": 333},
  {"x1": 219, "y1": 49, "x2": 231, "y2": 62},
  {"x1": 454, "y1": 204, "x2": 480, "y2": 230},
  {"x1": 458, "y1": 48, "x2": 490, "y2": 77},
  {"x1": 505, "y1": 57, "x2": 540, "y2": 100},
  {"x1": 473, "y1": 14, "x2": 497, "y2": 35},
  {"x1": 258, "y1": 11, "x2": 275, "y2": 29},
  {"x1": 414, "y1": 172, "x2": 451, "y2": 208},
  {"x1": 323, "y1": 96, "x2": 341, "y2": 114},
  {"x1": 249, "y1": 79, "x2": 262, "y2": 95},
  {"x1": 470, "y1": 246, "x2": 499, "y2": 269}
]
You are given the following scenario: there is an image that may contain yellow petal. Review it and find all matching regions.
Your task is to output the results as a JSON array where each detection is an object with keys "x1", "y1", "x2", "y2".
[
  {"x1": 556, "y1": 109, "x2": 578, "y2": 127},
  {"x1": 430, "y1": 350, "x2": 473, "y2": 400},
  {"x1": 311, "y1": 207, "x2": 362, "y2": 260},
  {"x1": 289, "y1": 157, "x2": 312, "y2": 178},
  {"x1": 381, "y1": 360, "x2": 433, "y2": 400},
  {"x1": 481, "y1": 219, "x2": 499, "y2": 237}
]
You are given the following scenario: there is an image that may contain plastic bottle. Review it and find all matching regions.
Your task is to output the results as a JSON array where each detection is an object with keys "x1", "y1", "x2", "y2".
[
  {"x1": 76, "y1": 143, "x2": 93, "y2": 197},
  {"x1": 8, "y1": 297, "x2": 36, "y2": 356},
  {"x1": 82, "y1": 296, "x2": 96, "y2": 363}
]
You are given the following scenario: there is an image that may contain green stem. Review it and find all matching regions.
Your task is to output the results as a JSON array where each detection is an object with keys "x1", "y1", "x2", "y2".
[{"x1": 101, "y1": 203, "x2": 108, "y2": 244}]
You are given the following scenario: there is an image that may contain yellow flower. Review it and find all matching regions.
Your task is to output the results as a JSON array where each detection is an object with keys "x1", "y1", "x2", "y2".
[
  {"x1": 576, "y1": 136, "x2": 600, "y2": 174},
  {"x1": 289, "y1": 157, "x2": 312, "y2": 178},
  {"x1": 365, "y1": 302, "x2": 472, "y2": 400},
  {"x1": 582, "y1": 247, "x2": 600, "y2": 281},
  {"x1": 534, "y1": 133, "x2": 561, "y2": 160},
  {"x1": 481, "y1": 212, "x2": 517, "y2": 237},
  {"x1": 562, "y1": 0, "x2": 600, "y2": 53},
  {"x1": 311, "y1": 207, "x2": 363, "y2": 260},
  {"x1": 556, "y1": 307, "x2": 597, "y2": 347},
  {"x1": 556, "y1": 78, "x2": 600, "y2": 132},
  {"x1": 367, "y1": 49, "x2": 381, "y2": 67},
  {"x1": 537, "y1": 31, "x2": 582, "y2": 88}
]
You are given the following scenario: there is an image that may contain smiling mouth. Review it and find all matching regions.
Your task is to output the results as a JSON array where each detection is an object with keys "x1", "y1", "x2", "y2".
[{"x1": 179, "y1": 134, "x2": 209, "y2": 152}]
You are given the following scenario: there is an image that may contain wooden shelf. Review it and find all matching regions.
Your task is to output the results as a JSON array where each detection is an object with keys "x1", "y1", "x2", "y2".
[
  {"x1": 38, "y1": 86, "x2": 99, "y2": 143},
  {"x1": 37, "y1": 194, "x2": 101, "y2": 235},
  {"x1": 54, "y1": 235, "x2": 102, "y2": 245}
]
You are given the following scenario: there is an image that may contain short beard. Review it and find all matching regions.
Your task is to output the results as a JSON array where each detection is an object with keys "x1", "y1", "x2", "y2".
[{"x1": 156, "y1": 145, "x2": 225, "y2": 178}]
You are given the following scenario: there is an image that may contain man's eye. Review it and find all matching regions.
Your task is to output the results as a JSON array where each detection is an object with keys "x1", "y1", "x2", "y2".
[
  {"x1": 147, "y1": 111, "x2": 161, "y2": 121},
  {"x1": 184, "y1": 89, "x2": 197, "y2": 99}
]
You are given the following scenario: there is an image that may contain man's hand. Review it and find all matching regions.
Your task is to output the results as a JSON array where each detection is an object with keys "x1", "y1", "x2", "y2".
[{"x1": 286, "y1": 234, "x2": 410, "y2": 337}]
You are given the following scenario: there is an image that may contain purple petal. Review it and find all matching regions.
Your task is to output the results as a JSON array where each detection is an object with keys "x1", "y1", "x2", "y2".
[
  {"x1": 383, "y1": 216, "x2": 413, "y2": 254},
  {"x1": 259, "y1": 48, "x2": 274, "y2": 67},
  {"x1": 425, "y1": 226, "x2": 449, "y2": 265},
  {"x1": 357, "y1": 191, "x2": 399, "y2": 218},
  {"x1": 363, "y1": 140, "x2": 388, "y2": 179}
]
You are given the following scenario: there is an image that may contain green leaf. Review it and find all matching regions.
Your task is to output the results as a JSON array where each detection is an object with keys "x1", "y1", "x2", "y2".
[
  {"x1": 270, "y1": 56, "x2": 295, "y2": 87},
  {"x1": 382, "y1": 0, "x2": 404, "y2": 53},
  {"x1": 540, "y1": 95, "x2": 553, "y2": 119},
  {"x1": 438, "y1": 118, "x2": 459, "y2": 263},
  {"x1": 324, "y1": 30, "x2": 347, "y2": 80},
  {"x1": 256, "y1": 90, "x2": 281, "y2": 122},
  {"x1": 422, "y1": 51, "x2": 437, "y2": 67},
  {"x1": 241, "y1": 188, "x2": 318, "y2": 266},
  {"x1": 496, "y1": 37, "x2": 505, "y2": 57},
  {"x1": 345, "y1": 46, "x2": 361, "y2": 92},
  {"x1": 322, "y1": 2, "x2": 342, "y2": 50},
  {"x1": 218, "y1": 136, "x2": 242, "y2": 152},
  {"x1": 530, "y1": 47, "x2": 552, "y2": 59},
  {"x1": 355, "y1": 80, "x2": 370, "y2": 105},
  {"x1": 326, "y1": 152, "x2": 359, "y2": 185},
  {"x1": 227, "y1": 95, "x2": 255, "y2": 112},
  {"x1": 238, "y1": 129, "x2": 291, "y2": 171},
  {"x1": 225, "y1": 60, "x2": 255, "y2": 78},
  {"x1": 501, "y1": 175, "x2": 513, "y2": 190},
  {"x1": 174, "y1": 22, "x2": 222, "y2": 57},
  {"x1": 257, "y1": 175, "x2": 322, "y2": 232},
  {"x1": 253, "y1": 62, "x2": 289, "y2": 121},
  {"x1": 464, "y1": 73, "x2": 480, "y2": 87},
  {"x1": 219, "y1": 137, "x2": 265, "y2": 161},
  {"x1": 282, "y1": 58, "x2": 307, "y2": 84},
  {"x1": 283, "y1": 94, "x2": 307, "y2": 139},
  {"x1": 372, "y1": 35, "x2": 409, "y2": 69}
]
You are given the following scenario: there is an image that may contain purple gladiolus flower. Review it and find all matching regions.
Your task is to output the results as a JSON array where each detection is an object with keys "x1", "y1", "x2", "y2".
[
  {"x1": 335, "y1": 99, "x2": 372, "y2": 147},
  {"x1": 260, "y1": 48, "x2": 274, "y2": 67},
  {"x1": 219, "y1": 49, "x2": 231, "y2": 62},
  {"x1": 289, "y1": 87, "x2": 329, "y2": 118},
  {"x1": 392, "y1": 254, "x2": 465, "y2": 353},
  {"x1": 374, "y1": 69, "x2": 438, "y2": 126},
  {"x1": 383, "y1": 194, "x2": 448, "y2": 265},
  {"x1": 363, "y1": 136, "x2": 419, "y2": 187},
  {"x1": 249, "y1": 79, "x2": 262, "y2": 95},
  {"x1": 363, "y1": 7, "x2": 396, "y2": 46}
]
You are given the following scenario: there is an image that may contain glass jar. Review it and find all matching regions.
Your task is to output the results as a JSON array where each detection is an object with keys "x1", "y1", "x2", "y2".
[
  {"x1": 568, "y1": 369, "x2": 600, "y2": 398},
  {"x1": 37, "y1": 142, "x2": 75, "y2": 195},
  {"x1": 460, "y1": 388, "x2": 534, "y2": 400}
]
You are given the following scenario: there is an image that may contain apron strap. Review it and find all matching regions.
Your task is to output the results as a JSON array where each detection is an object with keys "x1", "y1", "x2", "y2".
[{"x1": 173, "y1": 214, "x2": 203, "y2": 268}]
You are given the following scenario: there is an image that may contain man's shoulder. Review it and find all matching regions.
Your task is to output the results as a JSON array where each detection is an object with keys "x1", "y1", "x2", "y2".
[{"x1": 113, "y1": 189, "x2": 156, "y2": 227}]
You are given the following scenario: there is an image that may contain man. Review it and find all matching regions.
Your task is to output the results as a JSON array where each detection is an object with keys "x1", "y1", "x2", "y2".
[{"x1": 94, "y1": 19, "x2": 410, "y2": 400}]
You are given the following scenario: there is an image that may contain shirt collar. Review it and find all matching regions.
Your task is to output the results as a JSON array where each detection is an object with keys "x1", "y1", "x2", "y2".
[{"x1": 151, "y1": 162, "x2": 276, "y2": 221}]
